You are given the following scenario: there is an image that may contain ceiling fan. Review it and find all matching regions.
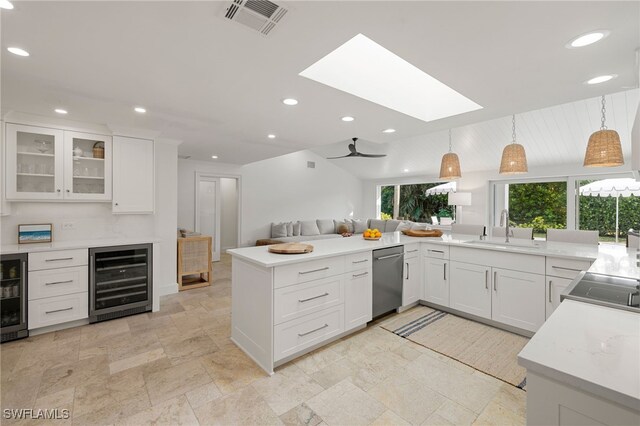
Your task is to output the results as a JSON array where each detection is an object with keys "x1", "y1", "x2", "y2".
[{"x1": 326, "y1": 137, "x2": 386, "y2": 159}]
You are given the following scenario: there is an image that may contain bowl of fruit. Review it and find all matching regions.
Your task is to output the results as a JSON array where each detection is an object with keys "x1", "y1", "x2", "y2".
[{"x1": 363, "y1": 228, "x2": 382, "y2": 240}]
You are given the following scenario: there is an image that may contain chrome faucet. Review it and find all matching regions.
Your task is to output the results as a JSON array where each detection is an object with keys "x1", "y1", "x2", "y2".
[{"x1": 500, "y1": 209, "x2": 510, "y2": 243}]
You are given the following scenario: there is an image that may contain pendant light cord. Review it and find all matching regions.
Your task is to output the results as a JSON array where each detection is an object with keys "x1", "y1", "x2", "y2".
[
  {"x1": 600, "y1": 95, "x2": 607, "y2": 130},
  {"x1": 448, "y1": 129, "x2": 453, "y2": 152},
  {"x1": 512, "y1": 114, "x2": 516, "y2": 144}
]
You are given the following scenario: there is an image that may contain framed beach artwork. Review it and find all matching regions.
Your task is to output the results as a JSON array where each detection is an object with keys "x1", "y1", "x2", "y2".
[{"x1": 18, "y1": 224, "x2": 53, "y2": 244}]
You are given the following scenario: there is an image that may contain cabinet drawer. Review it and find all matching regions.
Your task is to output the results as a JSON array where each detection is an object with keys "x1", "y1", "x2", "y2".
[
  {"x1": 274, "y1": 256, "x2": 344, "y2": 288},
  {"x1": 546, "y1": 257, "x2": 592, "y2": 279},
  {"x1": 274, "y1": 305, "x2": 344, "y2": 361},
  {"x1": 28, "y1": 292, "x2": 88, "y2": 329},
  {"x1": 29, "y1": 249, "x2": 88, "y2": 271},
  {"x1": 422, "y1": 243, "x2": 449, "y2": 259},
  {"x1": 404, "y1": 243, "x2": 420, "y2": 258},
  {"x1": 29, "y1": 266, "x2": 88, "y2": 300},
  {"x1": 274, "y1": 276, "x2": 344, "y2": 325},
  {"x1": 450, "y1": 246, "x2": 544, "y2": 275},
  {"x1": 345, "y1": 252, "x2": 372, "y2": 271}
]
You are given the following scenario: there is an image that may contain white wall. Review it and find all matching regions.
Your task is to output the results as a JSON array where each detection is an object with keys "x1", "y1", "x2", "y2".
[
  {"x1": 220, "y1": 177, "x2": 238, "y2": 250},
  {"x1": 178, "y1": 150, "x2": 364, "y2": 247}
]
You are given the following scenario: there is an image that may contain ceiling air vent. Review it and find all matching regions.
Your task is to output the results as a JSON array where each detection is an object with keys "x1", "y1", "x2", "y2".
[{"x1": 221, "y1": 0, "x2": 289, "y2": 36}]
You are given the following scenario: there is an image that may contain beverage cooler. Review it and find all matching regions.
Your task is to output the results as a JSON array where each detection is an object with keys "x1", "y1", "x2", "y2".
[
  {"x1": 1, "y1": 254, "x2": 28, "y2": 342},
  {"x1": 89, "y1": 244, "x2": 152, "y2": 323}
]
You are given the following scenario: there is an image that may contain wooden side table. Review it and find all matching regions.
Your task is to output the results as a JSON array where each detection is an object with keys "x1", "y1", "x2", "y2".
[{"x1": 177, "y1": 236, "x2": 212, "y2": 291}]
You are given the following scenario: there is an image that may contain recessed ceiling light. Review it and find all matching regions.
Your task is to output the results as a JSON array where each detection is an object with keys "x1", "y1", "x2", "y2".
[
  {"x1": 134, "y1": 106, "x2": 146, "y2": 113},
  {"x1": 0, "y1": 0, "x2": 14, "y2": 10},
  {"x1": 267, "y1": 134, "x2": 276, "y2": 139},
  {"x1": 54, "y1": 109, "x2": 68, "y2": 115},
  {"x1": 585, "y1": 74, "x2": 617, "y2": 85},
  {"x1": 341, "y1": 116, "x2": 355, "y2": 122},
  {"x1": 403, "y1": 169, "x2": 409, "y2": 173},
  {"x1": 282, "y1": 98, "x2": 298, "y2": 106},
  {"x1": 382, "y1": 128, "x2": 396, "y2": 133},
  {"x1": 7, "y1": 47, "x2": 29, "y2": 57},
  {"x1": 567, "y1": 30, "x2": 610, "y2": 48},
  {"x1": 211, "y1": 155, "x2": 218, "y2": 159},
  {"x1": 300, "y1": 33, "x2": 482, "y2": 123}
]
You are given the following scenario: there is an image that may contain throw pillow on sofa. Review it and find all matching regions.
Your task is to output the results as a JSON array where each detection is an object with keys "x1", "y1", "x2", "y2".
[
  {"x1": 334, "y1": 220, "x2": 349, "y2": 233},
  {"x1": 350, "y1": 219, "x2": 368, "y2": 233},
  {"x1": 271, "y1": 222, "x2": 287, "y2": 238},
  {"x1": 300, "y1": 220, "x2": 320, "y2": 236},
  {"x1": 385, "y1": 220, "x2": 402, "y2": 232},
  {"x1": 369, "y1": 219, "x2": 386, "y2": 232},
  {"x1": 317, "y1": 219, "x2": 335, "y2": 234},
  {"x1": 397, "y1": 221, "x2": 414, "y2": 232},
  {"x1": 292, "y1": 222, "x2": 301, "y2": 236}
]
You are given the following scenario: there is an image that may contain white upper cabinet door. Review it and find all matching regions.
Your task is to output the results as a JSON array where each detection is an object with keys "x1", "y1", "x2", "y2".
[
  {"x1": 112, "y1": 136, "x2": 154, "y2": 214},
  {"x1": 545, "y1": 276, "x2": 573, "y2": 320},
  {"x1": 63, "y1": 131, "x2": 112, "y2": 201},
  {"x1": 449, "y1": 261, "x2": 491, "y2": 319},
  {"x1": 5, "y1": 123, "x2": 64, "y2": 200},
  {"x1": 492, "y1": 267, "x2": 545, "y2": 332},
  {"x1": 403, "y1": 255, "x2": 420, "y2": 306},
  {"x1": 344, "y1": 270, "x2": 372, "y2": 330},
  {"x1": 423, "y1": 257, "x2": 449, "y2": 307}
]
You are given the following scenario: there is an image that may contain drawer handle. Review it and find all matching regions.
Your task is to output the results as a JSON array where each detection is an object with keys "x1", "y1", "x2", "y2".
[
  {"x1": 428, "y1": 249, "x2": 444, "y2": 254},
  {"x1": 485, "y1": 270, "x2": 489, "y2": 290},
  {"x1": 45, "y1": 257, "x2": 74, "y2": 262},
  {"x1": 352, "y1": 259, "x2": 369, "y2": 264},
  {"x1": 376, "y1": 253, "x2": 404, "y2": 260},
  {"x1": 45, "y1": 280, "x2": 73, "y2": 286},
  {"x1": 298, "y1": 292, "x2": 329, "y2": 303},
  {"x1": 299, "y1": 267, "x2": 329, "y2": 275},
  {"x1": 494, "y1": 271, "x2": 497, "y2": 291},
  {"x1": 406, "y1": 249, "x2": 419, "y2": 253},
  {"x1": 549, "y1": 280, "x2": 553, "y2": 303},
  {"x1": 45, "y1": 307, "x2": 73, "y2": 315},
  {"x1": 298, "y1": 323, "x2": 329, "y2": 337},
  {"x1": 551, "y1": 266, "x2": 582, "y2": 272},
  {"x1": 353, "y1": 272, "x2": 369, "y2": 278}
]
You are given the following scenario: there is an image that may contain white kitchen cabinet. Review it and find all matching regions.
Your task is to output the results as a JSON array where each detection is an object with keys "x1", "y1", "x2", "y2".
[
  {"x1": 0, "y1": 121, "x2": 10, "y2": 215},
  {"x1": 423, "y1": 257, "x2": 449, "y2": 307},
  {"x1": 63, "y1": 131, "x2": 112, "y2": 201},
  {"x1": 492, "y1": 267, "x2": 545, "y2": 332},
  {"x1": 403, "y1": 255, "x2": 420, "y2": 306},
  {"x1": 545, "y1": 276, "x2": 573, "y2": 319},
  {"x1": 344, "y1": 269, "x2": 372, "y2": 330},
  {"x1": 112, "y1": 136, "x2": 154, "y2": 214},
  {"x1": 449, "y1": 261, "x2": 491, "y2": 319},
  {"x1": 5, "y1": 123, "x2": 64, "y2": 200}
]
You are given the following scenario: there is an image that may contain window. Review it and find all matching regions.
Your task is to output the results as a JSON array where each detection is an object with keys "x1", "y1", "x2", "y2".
[{"x1": 379, "y1": 182, "x2": 452, "y2": 222}]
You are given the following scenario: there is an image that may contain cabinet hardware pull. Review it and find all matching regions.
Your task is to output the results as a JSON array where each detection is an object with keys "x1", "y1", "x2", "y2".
[
  {"x1": 352, "y1": 259, "x2": 368, "y2": 264},
  {"x1": 407, "y1": 249, "x2": 419, "y2": 253},
  {"x1": 551, "y1": 266, "x2": 582, "y2": 272},
  {"x1": 429, "y1": 249, "x2": 444, "y2": 254},
  {"x1": 45, "y1": 307, "x2": 73, "y2": 315},
  {"x1": 298, "y1": 292, "x2": 329, "y2": 303},
  {"x1": 46, "y1": 280, "x2": 73, "y2": 286},
  {"x1": 406, "y1": 263, "x2": 409, "y2": 280},
  {"x1": 56, "y1": 189, "x2": 61, "y2": 193},
  {"x1": 66, "y1": 189, "x2": 70, "y2": 193},
  {"x1": 299, "y1": 267, "x2": 329, "y2": 275},
  {"x1": 45, "y1": 257, "x2": 73, "y2": 262},
  {"x1": 21, "y1": 261, "x2": 26, "y2": 324},
  {"x1": 494, "y1": 271, "x2": 497, "y2": 291},
  {"x1": 376, "y1": 253, "x2": 404, "y2": 260},
  {"x1": 485, "y1": 270, "x2": 489, "y2": 290},
  {"x1": 548, "y1": 280, "x2": 553, "y2": 303},
  {"x1": 353, "y1": 272, "x2": 369, "y2": 278},
  {"x1": 298, "y1": 323, "x2": 329, "y2": 337},
  {"x1": 443, "y1": 263, "x2": 447, "y2": 280}
]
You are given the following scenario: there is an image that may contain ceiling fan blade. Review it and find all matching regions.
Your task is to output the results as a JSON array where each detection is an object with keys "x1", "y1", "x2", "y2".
[
  {"x1": 327, "y1": 152, "x2": 358, "y2": 159},
  {"x1": 357, "y1": 153, "x2": 387, "y2": 158}
]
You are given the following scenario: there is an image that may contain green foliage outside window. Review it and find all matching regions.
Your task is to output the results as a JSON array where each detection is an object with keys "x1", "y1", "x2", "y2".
[{"x1": 380, "y1": 183, "x2": 450, "y2": 222}]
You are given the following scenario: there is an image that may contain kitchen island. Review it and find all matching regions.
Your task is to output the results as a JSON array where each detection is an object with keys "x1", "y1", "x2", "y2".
[{"x1": 227, "y1": 231, "x2": 624, "y2": 374}]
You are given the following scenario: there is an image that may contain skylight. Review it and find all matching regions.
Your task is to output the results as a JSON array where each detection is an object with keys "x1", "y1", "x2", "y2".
[{"x1": 299, "y1": 34, "x2": 482, "y2": 123}]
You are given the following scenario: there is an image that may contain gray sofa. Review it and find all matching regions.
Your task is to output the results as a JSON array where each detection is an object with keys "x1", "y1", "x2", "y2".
[{"x1": 257, "y1": 218, "x2": 406, "y2": 245}]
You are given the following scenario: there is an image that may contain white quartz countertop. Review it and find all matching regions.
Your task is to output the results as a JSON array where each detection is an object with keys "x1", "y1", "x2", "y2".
[
  {"x1": 0, "y1": 237, "x2": 160, "y2": 255},
  {"x1": 587, "y1": 245, "x2": 640, "y2": 280},
  {"x1": 228, "y1": 231, "x2": 603, "y2": 268},
  {"x1": 518, "y1": 299, "x2": 640, "y2": 411}
]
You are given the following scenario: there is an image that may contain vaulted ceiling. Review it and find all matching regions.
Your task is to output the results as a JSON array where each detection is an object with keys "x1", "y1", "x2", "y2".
[{"x1": 2, "y1": 1, "x2": 639, "y2": 167}]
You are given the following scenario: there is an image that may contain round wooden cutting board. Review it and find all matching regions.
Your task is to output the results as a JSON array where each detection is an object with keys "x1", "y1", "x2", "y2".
[{"x1": 268, "y1": 243, "x2": 314, "y2": 254}]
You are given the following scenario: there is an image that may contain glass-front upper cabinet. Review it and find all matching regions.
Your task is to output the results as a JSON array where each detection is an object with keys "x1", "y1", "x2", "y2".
[
  {"x1": 63, "y1": 131, "x2": 112, "y2": 200},
  {"x1": 5, "y1": 123, "x2": 64, "y2": 200}
]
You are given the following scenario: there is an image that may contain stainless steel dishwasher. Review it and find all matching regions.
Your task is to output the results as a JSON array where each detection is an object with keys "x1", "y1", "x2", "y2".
[{"x1": 372, "y1": 245, "x2": 404, "y2": 318}]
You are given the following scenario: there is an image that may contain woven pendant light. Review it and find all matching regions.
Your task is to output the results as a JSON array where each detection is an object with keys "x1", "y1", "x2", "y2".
[
  {"x1": 499, "y1": 115, "x2": 528, "y2": 175},
  {"x1": 584, "y1": 95, "x2": 624, "y2": 167},
  {"x1": 439, "y1": 129, "x2": 462, "y2": 180}
]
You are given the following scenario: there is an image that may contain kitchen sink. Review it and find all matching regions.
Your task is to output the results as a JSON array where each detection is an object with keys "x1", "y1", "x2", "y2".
[{"x1": 466, "y1": 239, "x2": 541, "y2": 249}]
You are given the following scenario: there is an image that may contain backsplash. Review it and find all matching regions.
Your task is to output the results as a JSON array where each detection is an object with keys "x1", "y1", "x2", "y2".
[{"x1": 0, "y1": 202, "x2": 155, "y2": 245}]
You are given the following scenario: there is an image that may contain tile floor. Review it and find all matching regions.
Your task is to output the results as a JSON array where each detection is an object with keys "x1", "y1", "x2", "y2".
[{"x1": 0, "y1": 254, "x2": 526, "y2": 425}]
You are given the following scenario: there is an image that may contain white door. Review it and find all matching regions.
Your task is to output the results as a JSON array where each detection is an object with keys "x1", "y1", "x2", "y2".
[
  {"x1": 423, "y1": 257, "x2": 449, "y2": 307},
  {"x1": 449, "y1": 261, "x2": 491, "y2": 319},
  {"x1": 344, "y1": 271, "x2": 372, "y2": 330},
  {"x1": 63, "y1": 131, "x2": 112, "y2": 201},
  {"x1": 402, "y1": 255, "x2": 420, "y2": 306},
  {"x1": 492, "y1": 267, "x2": 545, "y2": 332},
  {"x1": 196, "y1": 175, "x2": 221, "y2": 262},
  {"x1": 112, "y1": 136, "x2": 154, "y2": 213},
  {"x1": 545, "y1": 276, "x2": 573, "y2": 319}
]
